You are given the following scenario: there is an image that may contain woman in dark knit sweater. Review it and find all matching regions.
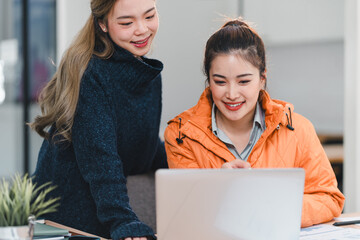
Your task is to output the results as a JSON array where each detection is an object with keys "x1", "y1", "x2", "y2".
[{"x1": 29, "y1": 0, "x2": 167, "y2": 239}]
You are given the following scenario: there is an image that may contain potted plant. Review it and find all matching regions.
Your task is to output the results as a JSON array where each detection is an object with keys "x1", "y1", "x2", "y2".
[{"x1": 0, "y1": 173, "x2": 60, "y2": 239}]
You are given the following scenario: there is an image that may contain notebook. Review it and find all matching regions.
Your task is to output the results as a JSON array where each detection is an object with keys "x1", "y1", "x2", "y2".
[{"x1": 155, "y1": 168, "x2": 305, "y2": 240}]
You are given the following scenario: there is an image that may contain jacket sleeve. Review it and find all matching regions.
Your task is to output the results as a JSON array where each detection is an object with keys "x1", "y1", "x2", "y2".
[
  {"x1": 72, "y1": 74, "x2": 155, "y2": 240},
  {"x1": 164, "y1": 122, "x2": 201, "y2": 168},
  {"x1": 295, "y1": 116, "x2": 345, "y2": 227}
]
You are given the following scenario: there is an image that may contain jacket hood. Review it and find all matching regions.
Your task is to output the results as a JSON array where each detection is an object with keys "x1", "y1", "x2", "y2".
[{"x1": 168, "y1": 87, "x2": 295, "y2": 132}]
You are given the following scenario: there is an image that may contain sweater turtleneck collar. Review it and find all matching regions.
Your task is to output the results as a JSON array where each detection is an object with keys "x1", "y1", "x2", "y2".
[
  {"x1": 91, "y1": 42, "x2": 163, "y2": 93},
  {"x1": 106, "y1": 42, "x2": 163, "y2": 92}
]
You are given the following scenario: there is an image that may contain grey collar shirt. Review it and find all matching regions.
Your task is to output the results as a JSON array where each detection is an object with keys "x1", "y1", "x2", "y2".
[{"x1": 211, "y1": 102, "x2": 266, "y2": 161}]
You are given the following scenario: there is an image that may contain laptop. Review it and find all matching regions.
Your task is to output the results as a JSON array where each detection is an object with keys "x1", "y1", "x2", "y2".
[{"x1": 155, "y1": 168, "x2": 305, "y2": 240}]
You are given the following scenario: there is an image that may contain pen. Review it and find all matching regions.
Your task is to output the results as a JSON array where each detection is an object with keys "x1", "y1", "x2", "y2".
[{"x1": 333, "y1": 219, "x2": 360, "y2": 226}]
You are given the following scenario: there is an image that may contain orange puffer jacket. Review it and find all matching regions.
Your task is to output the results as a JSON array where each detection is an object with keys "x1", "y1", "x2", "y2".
[{"x1": 164, "y1": 88, "x2": 345, "y2": 228}]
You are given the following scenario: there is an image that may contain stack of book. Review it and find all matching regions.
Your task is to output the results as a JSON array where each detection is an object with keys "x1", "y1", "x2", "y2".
[
  {"x1": 33, "y1": 223, "x2": 70, "y2": 240},
  {"x1": 33, "y1": 219, "x2": 103, "y2": 240}
]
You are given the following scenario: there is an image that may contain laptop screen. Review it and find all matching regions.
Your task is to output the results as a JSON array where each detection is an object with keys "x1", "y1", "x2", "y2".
[{"x1": 156, "y1": 168, "x2": 304, "y2": 240}]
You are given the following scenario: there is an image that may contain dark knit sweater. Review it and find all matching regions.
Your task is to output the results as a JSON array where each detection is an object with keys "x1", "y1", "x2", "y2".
[{"x1": 33, "y1": 44, "x2": 167, "y2": 239}]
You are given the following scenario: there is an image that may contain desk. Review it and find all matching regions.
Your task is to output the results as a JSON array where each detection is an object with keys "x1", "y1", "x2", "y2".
[
  {"x1": 325, "y1": 212, "x2": 360, "y2": 229},
  {"x1": 44, "y1": 213, "x2": 360, "y2": 240},
  {"x1": 300, "y1": 212, "x2": 360, "y2": 239}
]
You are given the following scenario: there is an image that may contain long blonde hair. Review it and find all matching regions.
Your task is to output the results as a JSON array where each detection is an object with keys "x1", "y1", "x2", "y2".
[{"x1": 30, "y1": 0, "x2": 117, "y2": 142}]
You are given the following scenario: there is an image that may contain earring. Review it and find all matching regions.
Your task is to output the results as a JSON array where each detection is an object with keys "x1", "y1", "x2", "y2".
[{"x1": 102, "y1": 27, "x2": 107, "y2": 32}]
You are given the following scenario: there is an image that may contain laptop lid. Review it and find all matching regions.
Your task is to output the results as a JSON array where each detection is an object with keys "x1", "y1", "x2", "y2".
[{"x1": 156, "y1": 168, "x2": 305, "y2": 240}]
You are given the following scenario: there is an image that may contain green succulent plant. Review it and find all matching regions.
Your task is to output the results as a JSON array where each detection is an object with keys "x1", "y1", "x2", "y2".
[{"x1": 0, "y1": 174, "x2": 60, "y2": 226}]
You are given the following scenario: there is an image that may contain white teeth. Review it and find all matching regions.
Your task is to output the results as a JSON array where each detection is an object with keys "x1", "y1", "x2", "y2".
[
  {"x1": 227, "y1": 103, "x2": 242, "y2": 107},
  {"x1": 134, "y1": 38, "x2": 148, "y2": 44}
]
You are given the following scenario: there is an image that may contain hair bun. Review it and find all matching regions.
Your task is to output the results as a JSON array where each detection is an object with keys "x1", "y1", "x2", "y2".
[{"x1": 222, "y1": 18, "x2": 249, "y2": 29}]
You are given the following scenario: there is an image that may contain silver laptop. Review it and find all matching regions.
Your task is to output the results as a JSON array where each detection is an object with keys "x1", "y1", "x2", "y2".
[{"x1": 155, "y1": 168, "x2": 305, "y2": 240}]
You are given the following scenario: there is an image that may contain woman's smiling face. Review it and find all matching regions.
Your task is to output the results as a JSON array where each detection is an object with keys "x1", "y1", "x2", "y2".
[
  {"x1": 100, "y1": 0, "x2": 158, "y2": 57},
  {"x1": 209, "y1": 53, "x2": 265, "y2": 126}
]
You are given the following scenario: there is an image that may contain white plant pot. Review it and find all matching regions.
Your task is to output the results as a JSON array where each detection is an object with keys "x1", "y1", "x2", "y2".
[{"x1": 0, "y1": 226, "x2": 30, "y2": 240}]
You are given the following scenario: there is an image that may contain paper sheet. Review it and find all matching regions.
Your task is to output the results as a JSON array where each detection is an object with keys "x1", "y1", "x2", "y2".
[
  {"x1": 300, "y1": 224, "x2": 360, "y2": 239},
  {"x1": 0, "y1": 228, "x2": 19, "y2": 239}
]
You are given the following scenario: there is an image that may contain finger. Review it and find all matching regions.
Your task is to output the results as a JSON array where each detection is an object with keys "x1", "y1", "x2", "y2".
[
  {"x1": 221, "y1": 162, "x2": 232, "y2": 168},
  {"x1": 230, "y1": 159, "x2": 251, "y2": 168}
]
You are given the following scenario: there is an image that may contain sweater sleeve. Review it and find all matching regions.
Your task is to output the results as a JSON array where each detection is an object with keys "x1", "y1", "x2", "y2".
[
  {"x1": 151, "y1": 138, "x2": 168, "y2": 170},
  {"x1": 71, "y1": 74, "x2": 155, "y2": 240},
  {"x1": 295, "y1": 117, "x2": 345, "y2": 228}
]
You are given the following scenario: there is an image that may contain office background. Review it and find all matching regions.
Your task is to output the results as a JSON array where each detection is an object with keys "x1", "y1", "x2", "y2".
[{"x1": 1, "y1": 0, "x2": 359, "y2": 213}]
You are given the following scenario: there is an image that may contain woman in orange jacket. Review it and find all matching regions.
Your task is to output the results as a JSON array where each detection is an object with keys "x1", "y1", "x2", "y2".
[{"x1": 164, "y1": 18, "x2": 344, "y2": 228}]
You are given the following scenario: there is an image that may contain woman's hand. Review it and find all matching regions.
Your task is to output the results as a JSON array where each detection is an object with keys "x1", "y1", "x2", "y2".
[{"x1": 221, "y1": 159, "x2": 251, "y2": 169}]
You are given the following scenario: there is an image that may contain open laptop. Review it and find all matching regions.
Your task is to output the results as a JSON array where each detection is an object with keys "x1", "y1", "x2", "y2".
[{"x1": 155, "y1": 168, "x2": 305, "y2": 240}]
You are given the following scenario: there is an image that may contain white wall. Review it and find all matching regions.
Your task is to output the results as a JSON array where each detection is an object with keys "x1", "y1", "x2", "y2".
[
  {"x1": 57, "y1": 0, "x2": 90, "y2": 64},
  {"x1": 267, "y1": 41, "x2": 344, "y2": 135},
  {"x1": 244, "y1": 0, "x2": 344, "y2": 45},
  {"x1": 243, "y1": 0, "x2": 344, "y2": 135},
  {"x1": 153, "y1": 0, "x2": 241, "y2": 134},
  {"x1": 344, "y1": 0, "x2": 360, "y2": 213}
]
